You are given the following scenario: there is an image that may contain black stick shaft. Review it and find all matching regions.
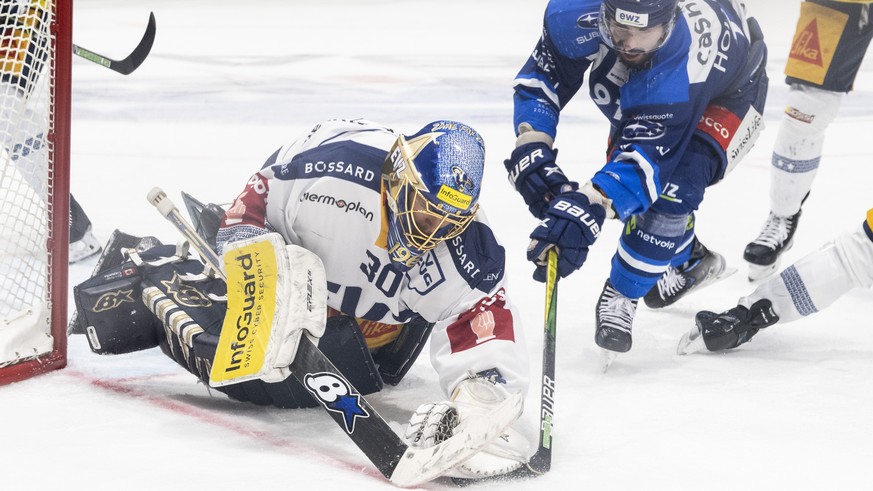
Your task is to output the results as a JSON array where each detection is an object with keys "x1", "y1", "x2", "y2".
[{"x1": 526, "y1": 249, "x2": 559, "y2": 475}]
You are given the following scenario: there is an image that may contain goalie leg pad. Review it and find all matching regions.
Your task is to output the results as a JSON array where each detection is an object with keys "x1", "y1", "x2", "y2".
[
  {"x1": 192, "y1": 314, "x2": 384, "y2": 408},
  {"x1": 210, "y1": 234, "x2": 327, "y2": 386},
  {"x1": 371, "y1": 314, "x2": 435, "y2": 386}
]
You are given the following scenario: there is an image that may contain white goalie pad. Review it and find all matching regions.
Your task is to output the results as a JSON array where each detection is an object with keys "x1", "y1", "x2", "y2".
[{"x1": 209, "y1": 233, "x2": 327, "y2": 386}]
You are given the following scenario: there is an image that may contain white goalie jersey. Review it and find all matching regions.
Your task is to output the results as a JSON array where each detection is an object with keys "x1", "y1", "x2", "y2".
[{"x1": 217, "y1": 119, "x2": 529, "y2": 395}]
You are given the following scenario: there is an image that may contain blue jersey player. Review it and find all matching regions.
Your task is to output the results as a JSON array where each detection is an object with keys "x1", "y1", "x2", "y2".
[{"x1": 504, "y1": 0, "x2": 769, "y2": 360}]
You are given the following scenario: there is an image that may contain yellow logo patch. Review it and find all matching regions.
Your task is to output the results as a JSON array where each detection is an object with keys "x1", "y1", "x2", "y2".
[
  {"x1": 785, "y1": 2, "x2": 848, "y2": 85},
  {"x1": 437, "y1": 185, "x2": 472, "y2": 210},
  {"x1": 211, "y1": 240, "x2": 278, "y2": 383}
]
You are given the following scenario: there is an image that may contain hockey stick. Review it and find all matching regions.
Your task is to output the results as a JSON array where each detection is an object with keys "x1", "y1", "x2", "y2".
[
  {"x1": 499, "y1": 249, "x2": 559, "y2": 480},
  {"x1": 146, "y1": 187, "x2": 522, "y2": 487},
  {"x1": 73, "y1": 12, "x2": 156, "y2": 75},
  {"x1": 526, "y1": 248, "x2": 559, "y2": 474},
  {"x1": 454, "y1": 250, "x2": 559, "y2": 486}
]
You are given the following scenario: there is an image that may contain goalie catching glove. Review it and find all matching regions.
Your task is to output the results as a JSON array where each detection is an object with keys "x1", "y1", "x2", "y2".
[{"x1": 403, "y1": 375, "x2": 531, "y2": 479}]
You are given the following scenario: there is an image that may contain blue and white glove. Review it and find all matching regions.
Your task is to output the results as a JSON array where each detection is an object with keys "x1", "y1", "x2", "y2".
[
  {"x1": 527, "y1": 189, "x2": 607, "y2": 282},
  {"x1": 504, "y1": 142, "x2": 573, "y2": 219}
]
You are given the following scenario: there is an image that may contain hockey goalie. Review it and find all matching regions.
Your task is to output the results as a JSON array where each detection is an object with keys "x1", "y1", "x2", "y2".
[{"x1": 72, "y1": 119, "x2": 534, "y2": 482}]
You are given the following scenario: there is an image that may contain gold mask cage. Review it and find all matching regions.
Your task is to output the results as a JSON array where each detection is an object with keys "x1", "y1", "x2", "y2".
[{"x1": 384, "y1": 135, "x2": 479, "y2": 252}]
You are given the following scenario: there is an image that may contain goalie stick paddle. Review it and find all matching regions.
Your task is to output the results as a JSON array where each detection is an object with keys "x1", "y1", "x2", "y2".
[
  {"x1": 73, "y1": 12, "x2": 156, "y2": 75},
  {"x1": 146, "y1": 187, "x2": 522, "y2": 487}
]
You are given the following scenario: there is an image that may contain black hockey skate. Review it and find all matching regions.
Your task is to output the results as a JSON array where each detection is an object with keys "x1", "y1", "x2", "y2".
[
  {"x1": 643, "y1": 238, "x2": 731, "y2": 309},
  {"x1": 595, "y1": 280, "x2": 638, "y2": 371},
  {"x1": 744, "y1": 208, "x2": 803, "y2": 281},
  {"x1": 595, "y1": 280, "x2": 638, "y2": 352},
  {"x1": 677, "y1": 299, "x2": 780, "y2": 354}
]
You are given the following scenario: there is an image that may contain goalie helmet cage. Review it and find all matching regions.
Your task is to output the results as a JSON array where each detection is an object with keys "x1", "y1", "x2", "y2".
[{"x1": 0, "y1": 0, "x2": 71, "y2": 385}]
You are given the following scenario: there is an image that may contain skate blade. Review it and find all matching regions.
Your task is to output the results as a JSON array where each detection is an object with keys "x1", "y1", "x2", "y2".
[
  {"x1": 747, "y1": 262, "x2": 778, "y2": 282},
  {"x1": 600, "y1": 349, "x2": 618, "y2": 372},
  {"x1": 676, "y1": 326, "x2": 708, "y2": 355},
  {"x1": 701, "y1": 265, "x2": 737, "y2": 289}
]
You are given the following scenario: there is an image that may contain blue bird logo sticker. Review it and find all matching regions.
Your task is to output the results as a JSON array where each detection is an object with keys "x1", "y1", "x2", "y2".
[{"x1": 304, "y1": 372, "x2": 370, "y2": 433}]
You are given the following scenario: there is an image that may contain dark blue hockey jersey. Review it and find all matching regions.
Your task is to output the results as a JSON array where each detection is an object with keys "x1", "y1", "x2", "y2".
[{"x1": 513, "y1": 0, "x2": 755, "y2": 219}]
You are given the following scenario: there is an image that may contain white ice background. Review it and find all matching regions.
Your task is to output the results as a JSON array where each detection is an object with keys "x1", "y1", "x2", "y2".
[{"x1": 3, "y1": 1, "x2": 872, "y2": 489}]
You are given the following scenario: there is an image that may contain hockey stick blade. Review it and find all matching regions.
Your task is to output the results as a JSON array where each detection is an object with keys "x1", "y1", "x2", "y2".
[
  {"x1": 73, "y1": 12, "x2": 156, "y2": 75},
  {"x1": 146, "y1": 187, "x2": 518, "y2": 487}
]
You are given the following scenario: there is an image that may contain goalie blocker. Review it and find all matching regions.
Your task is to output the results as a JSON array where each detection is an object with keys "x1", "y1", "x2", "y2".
[{"x1": 73, "y1": 232, "x2": 435, "y2": 408}]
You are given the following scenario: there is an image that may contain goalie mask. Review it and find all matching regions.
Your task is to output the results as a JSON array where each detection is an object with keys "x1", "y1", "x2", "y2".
[{"x1": 383, "y1": 121, "x2": 484, "y2": 270}]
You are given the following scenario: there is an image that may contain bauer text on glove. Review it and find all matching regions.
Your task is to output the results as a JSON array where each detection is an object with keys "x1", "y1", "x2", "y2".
[
  {"x1": 527, "y1": 190, "x2": 606, "y2": 281},
  {"x1": 504, "y1": 142, "x2": 573, "y2": 219}
]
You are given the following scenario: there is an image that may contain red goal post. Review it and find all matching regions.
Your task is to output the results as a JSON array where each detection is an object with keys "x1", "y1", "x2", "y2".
[{"x1": 0, "y1": 0, "x2": 71, "y2": 385}]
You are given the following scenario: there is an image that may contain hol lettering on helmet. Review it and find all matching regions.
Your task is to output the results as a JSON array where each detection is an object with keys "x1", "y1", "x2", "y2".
[{"x1": 303, "y1": 160, "x2": 377, "y2": 183}]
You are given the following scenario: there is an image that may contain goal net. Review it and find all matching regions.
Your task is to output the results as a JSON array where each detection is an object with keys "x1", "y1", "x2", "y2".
[{"x1": 0, "y1": 0, "x2": 70, "y2": 385}]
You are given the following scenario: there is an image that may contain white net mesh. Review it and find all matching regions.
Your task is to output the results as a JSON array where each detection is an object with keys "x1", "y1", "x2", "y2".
[{"x1": 0, "y1": 0, "x2": 56, "y2": 368}]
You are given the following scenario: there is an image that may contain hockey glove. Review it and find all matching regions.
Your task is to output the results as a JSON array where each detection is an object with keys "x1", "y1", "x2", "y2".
[
  {"x1": 527, "y1": 189, "x2": 606, "y2": 282},
  {"x1": 404, "y1": 377, "x2": 529, "y2": 479},
  {"x1": 504, "y1": 142, "x2": 573, "y2": 219}
]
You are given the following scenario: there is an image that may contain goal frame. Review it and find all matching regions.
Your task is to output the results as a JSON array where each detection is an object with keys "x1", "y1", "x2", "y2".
[{"x1": 0, "y1": 0, "x2": 71, "y2": 385}]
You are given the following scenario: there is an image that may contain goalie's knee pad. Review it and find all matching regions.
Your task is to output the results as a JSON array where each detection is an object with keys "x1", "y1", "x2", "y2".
[{"x1": 371, "y1": 314, "x2": 435, "y2": 385}]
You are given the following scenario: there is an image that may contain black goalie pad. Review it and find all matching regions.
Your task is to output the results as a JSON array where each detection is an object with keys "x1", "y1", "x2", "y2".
[
  {"x1": 372, "y1": 315, "x2": 435, "y2": 386},
  {"x1": 194, "y1": 314, "x2": 384, "y2": 409},
  {"x1": 76, "y1": 238, "x2": 390, "y2": 409},
  {"x1": 74, "y1": 263, "x2": 160, "y2": 355},
  {"x1": 69, "y1": 230, "x2": 161, "y2": 335}
]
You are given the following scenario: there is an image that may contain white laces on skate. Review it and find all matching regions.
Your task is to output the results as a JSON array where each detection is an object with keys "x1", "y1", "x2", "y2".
[
  {"x1": 752, "y1": 213, "x2": 792, "y2": 249},
  {"x1": 599, "y1": 286, "x2": 636, "y2": 333},
  {"x1": 656, "y1": 266, "x2": 686, "y2": 299}
]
